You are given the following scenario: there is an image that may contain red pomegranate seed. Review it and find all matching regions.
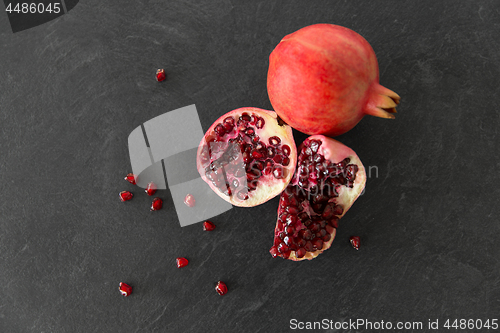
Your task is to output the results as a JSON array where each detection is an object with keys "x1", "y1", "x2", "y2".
[
  {"x1": 215, "y1": 281, "x2": 228, "y2": 296},
  {"x1": 156, "y1": 68, "x2": 166, "y2": 82},
  {"x1": 176, "y1": 257, "x2": 189, "y2": 268},
  {"x1": 145, "y1": 182, "x2": 157, "y2": 196},
  {"x1": 124, "y1": 173, "x2": 137, "y2": 185},
  {"x1": 350, "y1": 236, "x2": 360, "y2": 250},
  {"x1": 184, "y1": 194, "x2": 196, "y2": 207},
  {"x1": 119, "y1": 191, "x2": 133, "y2": 202},
  {"x1": 203, "y1": 220, "x2": 216, "y2": 231},
  {"x1": 150, "y1": 197, "x2": 163, "y2": 211},
  {"x1": 119, "y1": 282, "x2": 133, "y2": 296}
]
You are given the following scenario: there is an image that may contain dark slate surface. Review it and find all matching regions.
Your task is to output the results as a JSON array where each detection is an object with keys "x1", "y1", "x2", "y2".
[{"x1": 1, "y1": 1, "x2": 499, "y2": 332}]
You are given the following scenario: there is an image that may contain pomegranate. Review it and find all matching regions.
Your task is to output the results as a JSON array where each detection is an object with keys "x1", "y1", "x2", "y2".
[
  {"x1": 119, "y1": 191, "x2": 133, "y2": 202},
  {"x1": 176, "y1": 257, "x2": 189, "y2": 268},
  {"x1": 119, "y1": 282, "x2": 133, "y2": 296},
  {"x1": 215, "y1": 281, "x2": 228, "y2": 296},
  {"x1": 267, "y1": 24, "x2": 400, "y2": 137},
  {"x1": 270, "y1": 135, "x2": 366, "y2": 261},
  {"x1": 350, "y1": 236, "x2": 360, "y2": 250},
  {"x1": 197, "y1": 107, "x2": 297, "y2": 207},
  {"x1": 203, "y1": 220, "x2": 216, "y2": 231}
]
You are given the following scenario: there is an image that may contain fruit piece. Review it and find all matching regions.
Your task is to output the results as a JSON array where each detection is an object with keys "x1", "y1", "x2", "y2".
[
  {"x1": 267, "y1": 24, "x2": 400, "y2": 137},
  {"x1": 124, "y1": 173, "x2": 137, "y2": 185},
  {"x1": 176, "y1": 257, "x2": 189, "y2": 268},
  {"x1": 203, "y1": 220, "x2": 216, "y2": 231},
  {"x1": 215, "y1": 281, "x2": 228, "y2": 295},
  {"x1": 197, "y1": 107, "x2": 297, "y2": 207},
  {"x1": 184, "y1": 194, "x2": 195, "y2": 207},
  {"x1": 119, "y1": 191, "x2": 133, "y2": 202},
  {"x1": 150, "y1": 197, "x2": 163, "y2": 211},
  {"x1": 270, "y1": 135, "x2": 366, "y2": 261},
  {"x1": 350, "y1": 236, "x2": 360, "y2": 250},
  {"x1": 119, "y1": 282, "x2": 133, "y2": 296},
  {"x1": 156, "y1": 69, "x2": 166, "y2": 82},
  {"x1": 145, "y1": 182, "x2": 157, "y2": 196}
]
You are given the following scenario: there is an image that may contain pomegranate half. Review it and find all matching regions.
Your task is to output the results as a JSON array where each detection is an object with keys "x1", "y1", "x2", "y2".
[
  {"x1": 197, "y1": 108, "x2": 297, "y2": 207},
  {"x1": 267, "y1": 23, "x2": 400, "y2": 137},
  {"x1": 270, "y1": 135, "x2": 366, "y2": 261}
]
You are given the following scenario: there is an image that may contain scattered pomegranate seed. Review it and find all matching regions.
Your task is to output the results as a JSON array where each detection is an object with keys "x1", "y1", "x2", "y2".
[
  {"x1": 184, "y1": 194, "x2": 195, "y2": 207},
  {"x1": 119, "y1": 191, "x2": 133, "y2": 202},
  {"x1": 350, "y1": 236, "x2": 360, "y2": 250},
  {"x1": 119, "y1": 282, "x2": 133, "y2": 296},
  {"x1": 156, "y1": 69, "x2": 166, "y2": 82},
  {"x1": 203, "y1": 220, "x2": 216, "y2": 231},
  {"x1": 176, "y1": 257, "x2": 189, "y2": 268},
  {"x1": 145, "y1": 182, "x2": 157, "y2": 196},
  {"x1": 124, "y1": 173, "x2": 137, "y2": 185},
  {"x1": 150, "y1": 197, "x2": 163, "y2": 211},
  {"x1": 215, "y1": 281, "x2": 228, "y2": 296}
]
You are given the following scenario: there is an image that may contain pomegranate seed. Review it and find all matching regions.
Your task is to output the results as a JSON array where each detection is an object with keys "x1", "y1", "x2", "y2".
[
  {"x1": 296, "y1": 248, "x2": 306, "y2": 258},
  {"x1": 268, "y1": 136, "x2": 281, "y2": 146},
  {"x1": 119, "y1": 191, "x2": 133, "y2": 202},
  {"x1": 145, "y1": 182, "x2": 157, "y2": 196},
  {"x1": 350, "y1": 236, "x2": 360, "y2": 250},
  {"x1": 203, "y1": 220, "x2": 216, "y2": 231},
  {"x1": 156, "y1": 68, "x2": 166, "y2": 82},
  {"x1": 124, "y1": 173, "x2": 137, "y2": 185},
  {"x1": 119, "y1": 282, "x2": 133, "y2": 296},
  {"x1": 269, "y1": 246, "x2": 279, "y2": 258},
  {"x1": 215, "y1": 281, "x2": 228, "y2": 295},
  {"x1": 150, "y1": 197, "x2": 163, "y2": 211},
  {"x1": 176, "y1": 257, "x2": 189, "y2": 268},
  {"x1": 282, "y1": 145, "x2": 291, "y2": 156},
  {"x1": 184, "y1": 194, "x2": 195, "y2": 207}
]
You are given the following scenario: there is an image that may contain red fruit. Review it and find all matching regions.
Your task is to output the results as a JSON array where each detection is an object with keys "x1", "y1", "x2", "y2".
[
  {"x1": 267, "y1": 24, "x2": 400, "y2": 137},
  {"x1": 124, "y1": 173, "x2": 137, "y2": 185},
  {"x1": 215, "y1": 281, "x2": 228, "y2": 296},
  {"x1": 184, "y1": 194, "x2": 195, "y2": 207},
  {"x1": 350, "y1": 236, "x2": 360, "y2": 250},
  {"x1": 119, "y1": 282, "x2": 132, "y2": 296},
  {"x1": 119, "y1": 191, "x2": 133, "y2": 202},
  {"x1": 176, "y1": 257, "x2": 189, "y2": 268},
  {"x1": 150, "y1": 197, "x2": 163, "y2": 211},
  {"x1": 203, "y1": 220, "x2": 216, "y2": 231},
  {"x1": 197, "y1": 107, "x2": 297, "y2": 207},
  {"x1": 145, "y1": 182, "x2": 157, "y2": 196},
  {"x1": 270, "y1": 135, "x2": 366, "y2": 261},
  {"x1": 156, "y1": 69, "x2": 166, "y2": 82}
]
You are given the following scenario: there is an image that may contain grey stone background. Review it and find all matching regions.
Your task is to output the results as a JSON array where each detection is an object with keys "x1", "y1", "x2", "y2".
[{"x1": 1, "y1": 0, "x2": 499, "y2": 332}]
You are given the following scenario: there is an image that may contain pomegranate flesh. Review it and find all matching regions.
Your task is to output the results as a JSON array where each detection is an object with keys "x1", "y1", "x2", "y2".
[
  {"x1": 270, "y1": 135, "x2": 366, "y2": 261},
  {"x1": 197, "y1": 108, "x2": 297, "y2": 207},
  {"x1": 267, "y1": 23, "x2": 400, "y2": 137}
]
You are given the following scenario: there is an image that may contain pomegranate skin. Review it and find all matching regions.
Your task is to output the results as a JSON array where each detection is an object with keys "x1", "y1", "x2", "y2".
[{"x1": 268, "y1": 24, "x2": 400, "y2": 137}]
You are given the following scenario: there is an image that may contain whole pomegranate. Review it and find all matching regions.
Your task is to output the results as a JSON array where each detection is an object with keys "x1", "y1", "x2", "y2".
[
  {"x1": 267, "y1": 24, "x2": 400, "y2": 137},
  {"x1": 269, "y1": 135, "x2": 366, "y2": 261},
  {"x1": 197, "y1": 108, "x2": 297, "y2": 207}
]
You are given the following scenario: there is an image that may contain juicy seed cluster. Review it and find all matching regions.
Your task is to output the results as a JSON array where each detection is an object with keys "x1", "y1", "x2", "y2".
[
  {"x1": 270, "y1": 139, "x2": 359, "y2": 259},
  {"x1": 200, "y1": 112, "x2": 291, "y2": 201}
]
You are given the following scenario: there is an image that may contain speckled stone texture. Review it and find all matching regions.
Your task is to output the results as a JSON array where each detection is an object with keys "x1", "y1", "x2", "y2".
[{"x1": 0, "y1": 0, "x2": 499, "y2": 332}]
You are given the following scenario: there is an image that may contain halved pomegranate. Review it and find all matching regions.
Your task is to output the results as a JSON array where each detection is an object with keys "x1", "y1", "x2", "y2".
[
  {"x1": 197, "y1": 108, "x2": 297, "y2": 207},
  {"x1": 270, "y1": 135, "x2": 366, "y2": 261}
]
